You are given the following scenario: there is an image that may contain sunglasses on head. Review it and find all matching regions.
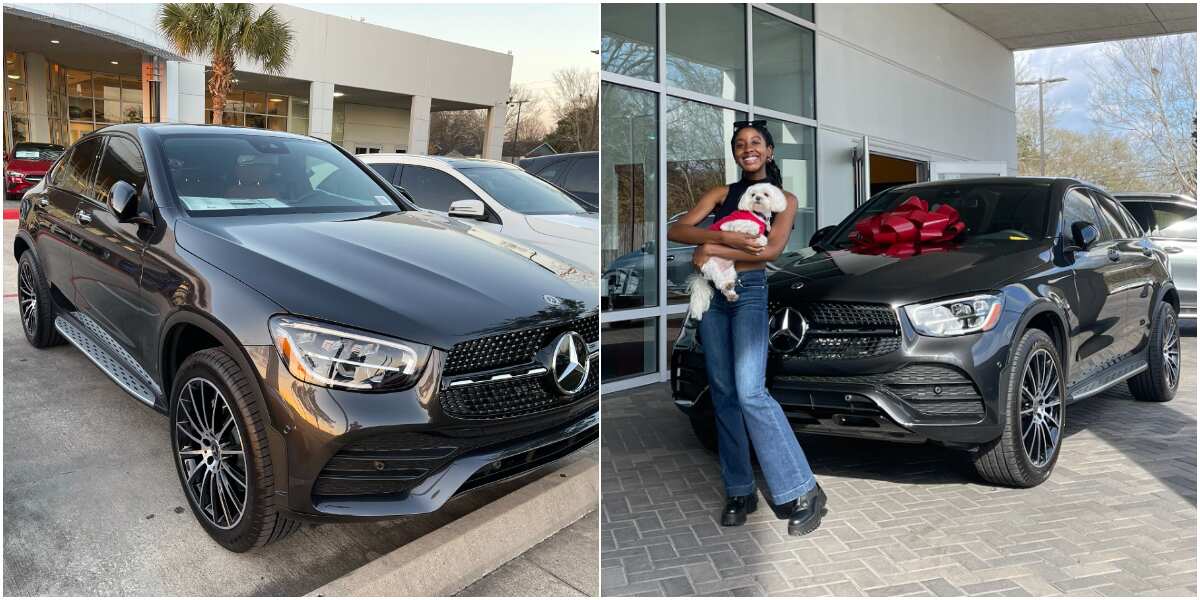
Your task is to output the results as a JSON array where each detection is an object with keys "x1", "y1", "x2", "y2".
[{"x1": 733, "y1": 119, "x2": 767, "y2": 130}]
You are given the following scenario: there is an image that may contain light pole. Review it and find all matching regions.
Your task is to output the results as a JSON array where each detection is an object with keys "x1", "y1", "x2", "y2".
[
  {"x1": 1016, "y1": 77, "x2": 1067, "y2": 176},
  {"x1": 507, "y1": 96, "x2": 530, "y2": 162}
]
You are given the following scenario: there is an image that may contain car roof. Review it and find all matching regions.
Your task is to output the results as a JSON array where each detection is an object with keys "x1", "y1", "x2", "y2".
[
  {"x1": 86, "y1": 122, "x2": 323, "y2": 143},
  {"x1": 890, "y1": 176, "x2": 1088, "y2": 191},
  {"x1": 359, "y1": 153, "x2": 520, "y2": 170},
  {"x1": 1112, "y1": 192, "x2": 1196, "y2": 204},
  {"x1": 13, "y1": 141, "x2": 65, "y2": 149}
]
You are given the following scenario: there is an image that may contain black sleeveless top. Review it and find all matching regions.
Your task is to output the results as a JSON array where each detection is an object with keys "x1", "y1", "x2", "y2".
[{"x1": 709, "y1": 178, "x2": 773, "y2": 225}]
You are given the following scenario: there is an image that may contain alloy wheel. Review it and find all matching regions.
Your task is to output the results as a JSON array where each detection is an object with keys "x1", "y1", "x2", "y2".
[
  {"x1": 1162, "y1": 313, "x2": 1180, "y2": 390},
  {"x1": 175, "y1": 377, "x2": 248, "y2": 530},
  {"x1": 17, "y1": 260, "x2": 38, "y2": 336},
  {"x1": 1019, "y1": 348, "x2": 1062, "y2": 468}
]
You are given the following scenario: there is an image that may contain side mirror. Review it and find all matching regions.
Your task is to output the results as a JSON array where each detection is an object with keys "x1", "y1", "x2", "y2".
[
  {"x1": 809, "y1": 225, "x2": 836, "y2": 248},
  {"x1": 1068, "y1": 221, "x2": 1100, "y2": 252},
  {"x1": 109, "y1": 180, "x2": 151, "y2": 225},
  {"x1": 448, "y1": 199, "x2": 487, "y2": 220}
]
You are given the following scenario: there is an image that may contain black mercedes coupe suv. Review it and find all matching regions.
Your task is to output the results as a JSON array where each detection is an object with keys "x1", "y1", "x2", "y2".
[
  {"x1": 673, "y1": 178, "x2": 1180, "y2": 488},
  {"x1": 15, "y1": 124, "x2": 598, "y2": 551}
]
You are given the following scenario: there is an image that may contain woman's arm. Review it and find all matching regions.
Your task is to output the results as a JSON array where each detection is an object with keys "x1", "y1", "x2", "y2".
[
  {"x1": 667, "y1": 186, "x2": 765, "y2": 253},
  {"x1": 694, "y1": 192, "x2": 799, "y2": 265}
]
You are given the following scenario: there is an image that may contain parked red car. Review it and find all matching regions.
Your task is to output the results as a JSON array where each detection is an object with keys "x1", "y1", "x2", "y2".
[{"x1": 6, "y1": 142, "x2": 65, "y2": 200}]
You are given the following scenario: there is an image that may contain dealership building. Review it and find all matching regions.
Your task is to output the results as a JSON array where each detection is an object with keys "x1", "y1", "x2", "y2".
[
  {"x1": 3, "y1": 3, "x2": 512, "y2": 157},
  {"x1": 599, "y1": 3, "x2": 1196, "y2": 390}
]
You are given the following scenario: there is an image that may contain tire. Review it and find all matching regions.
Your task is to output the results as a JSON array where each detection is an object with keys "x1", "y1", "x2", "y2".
[
  {"x1": 689, "y1": 411, "x2": 718, "y2": 453},
  {"x1": 16, "y1": 252, "x2": 65, "y2": 348},
  {"x1": 973, "y1": 328, "x2": 1065, "y2": 488},
  {"x1": 1128, "y1": 302, "x2": 1180, "y2": 403},
  {"x1": 170, "y1": 348, "x2": 300, "y2": 552}
]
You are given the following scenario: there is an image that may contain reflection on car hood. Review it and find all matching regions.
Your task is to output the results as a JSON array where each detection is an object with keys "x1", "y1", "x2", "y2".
[
  {"x1": 174, "y1": 210, "x2": 597, "y2": 349},
  {"x1": 768, "y1": 241, "x2": 1053, "y2": 306},
  {"x1": 524, "y1": 213, "x2": 599, "y2": 242}
]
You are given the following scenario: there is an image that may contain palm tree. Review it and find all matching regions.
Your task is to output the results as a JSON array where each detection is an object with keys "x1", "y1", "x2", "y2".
[{"x1": 158, "y1": 4, "x2": 294, "y2": 125}]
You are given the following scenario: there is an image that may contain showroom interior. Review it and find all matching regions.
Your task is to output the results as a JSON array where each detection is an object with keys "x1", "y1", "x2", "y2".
[{"x1": 599, "y1": 2, "x2": 1196, "y2": 391}]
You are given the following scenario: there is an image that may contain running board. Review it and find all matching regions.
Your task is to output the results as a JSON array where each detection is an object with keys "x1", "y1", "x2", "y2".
[
  {"x1": 54, "y1": 315, "x2": 159, "y2": 408},
  {"x1": 1068, "y1": 357, "x2": 1147, "y2": 402}
]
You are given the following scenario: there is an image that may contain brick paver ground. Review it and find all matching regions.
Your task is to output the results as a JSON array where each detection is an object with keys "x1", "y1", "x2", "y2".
[{"x1": 601, "y1": 343, "x2": 1196, "y2": 596}]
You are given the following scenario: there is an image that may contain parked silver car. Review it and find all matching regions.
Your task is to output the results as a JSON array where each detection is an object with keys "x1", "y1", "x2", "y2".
[{"x1": 1116, "y1": 192, "x2": 1196, "y2": 320}]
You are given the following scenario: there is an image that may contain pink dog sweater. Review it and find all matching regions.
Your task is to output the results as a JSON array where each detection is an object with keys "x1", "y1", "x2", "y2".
[{"x1": 710, "y1": 210, "x2": 768, "y2": 236}]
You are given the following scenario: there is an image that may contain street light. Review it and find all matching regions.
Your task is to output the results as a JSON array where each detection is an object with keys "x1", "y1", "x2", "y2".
[{"x1": 1016, "y1": 76, "x2": 1067, "y2": 176}]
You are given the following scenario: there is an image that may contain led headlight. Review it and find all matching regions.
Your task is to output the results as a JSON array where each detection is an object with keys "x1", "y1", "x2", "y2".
[
  {"x1": 269, "y1": 315, "x2": 429, "y2": 391},
  {"x1": 904, "y1": 294, "x2": 1003, "y2": 337}
]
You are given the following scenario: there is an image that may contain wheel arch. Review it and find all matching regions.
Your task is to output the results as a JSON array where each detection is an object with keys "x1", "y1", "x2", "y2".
[
  {"x1": 159, "y1": 310, "x2": 264, "y2": 411},
  {"x1": 13, "y1": 230, "x2": 33, "y2": 261},
  {"x1": 1016, "y1": 301, "x2": 1071, "y2": 381}
]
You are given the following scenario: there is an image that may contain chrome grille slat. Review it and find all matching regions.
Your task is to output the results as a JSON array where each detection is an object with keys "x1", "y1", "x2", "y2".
[{"x1": 768, "y1": 301, "x2": 901, "y2": 360}]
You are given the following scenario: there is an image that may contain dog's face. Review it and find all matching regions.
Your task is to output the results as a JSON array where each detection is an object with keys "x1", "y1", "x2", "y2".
[{"x1": 739, "y1": 183, "x2": 787, "y2": 215}]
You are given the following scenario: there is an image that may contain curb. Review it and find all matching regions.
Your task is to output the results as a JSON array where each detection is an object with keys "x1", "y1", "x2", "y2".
[{"x1": 307, "y1": 456, "x2": 599, "y2": 597}]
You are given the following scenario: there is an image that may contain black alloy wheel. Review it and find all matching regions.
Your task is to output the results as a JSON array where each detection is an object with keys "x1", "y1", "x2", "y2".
[
  {"x1": 16, "y1": 252, "x2": 64, "y2": 348},
  {"x1": 1129, "y1": 302, "x2": 1181, "y2": 403}
]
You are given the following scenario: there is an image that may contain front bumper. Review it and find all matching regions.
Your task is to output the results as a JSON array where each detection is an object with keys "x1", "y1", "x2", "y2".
[{"x1": 245, "y1": 346, "x2": 598, "y2": 521}]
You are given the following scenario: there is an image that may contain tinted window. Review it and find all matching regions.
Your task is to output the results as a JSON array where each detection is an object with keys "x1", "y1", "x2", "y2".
[
  {"x1": 160, "y1": 133, "x2": 400, "y2": 214},
  {"x1": 1062, "y1": 189, "x2": 1108, "y2": 242},
  {"x1": 1090, "y1": 191, "x2": 1132, "y2": 239},
  {"x1": 12, "y1": 142, "x2": 65, "y2": 161},
  {"x1": 55, "y1": 137, "x2": 103, "y2": 198},
  {"x1": 831, "y1": 182, "x2": 1052, "y2": 248},
  {"x1": 1122, "y1": 201, "x2": 1196, "y2": 241},
  {"x1": 93, "y1": 137, "x2": 146, "y2": 207},
  {"x1": 48, "y1": 148, "x2": 74, "y2": 188},
  {"x1": 399, "y1": 165, "x2": 479, "y2": 213},
  {"x1": 564, "y1": 156, "x2": 598, "y2": 194},
  {"x1": 367, "y1": 162, "x2": 399, "y2": 184},
  {"x1": 458, "y1": 166, "x2": 587, "y2": 215},
  {"x1": 533, "y1": 158, "x2": 569, "y2": 182}
]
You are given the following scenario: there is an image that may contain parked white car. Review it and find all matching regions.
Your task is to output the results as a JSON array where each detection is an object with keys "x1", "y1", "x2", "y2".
[{"x1": 357, "y1": 154, "x2": 598, "y2": 272}]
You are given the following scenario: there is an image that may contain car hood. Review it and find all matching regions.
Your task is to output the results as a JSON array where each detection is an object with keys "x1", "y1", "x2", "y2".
[
  {"x1": 174, "y1": 210, "x2": 597, "y2": 350},
  {"x1": 523, "y1": 213, "x2": 599, "y2": 241},
  {"x1": 768, "y1": 240, "x2": 1053, "y2": 307},
  {"x1": 6, "y1": 158, "x2": 51, "y2": 174}
]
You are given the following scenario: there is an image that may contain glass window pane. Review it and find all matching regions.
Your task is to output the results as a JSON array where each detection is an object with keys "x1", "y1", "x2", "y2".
[
  {"x1": 7, "y1": 83, "x2": 27, "y2": 114},
  {"x1": 66, "y1": 69, "x2": 92, "y2": 97},
  {"x1": 666, "y1": 3, "x2": 746, "y2": 102},
  {"x1": 601, "y1": 83, "x2": 659, "y2": 311},
  {"x1": 762, "y1": 118, "x2": 817, "y2": 252},
  {"x1": 772, "y1": 4, "x2": 813, "y2": 22},
  {"x1": 288, "y1": 117, "x2": 309, "y2": 135},
  {"x1": 94, "y1": 136, "x2": 147, "y2": 206},
  {"x1": 10, "y1": 115, "x2": 29, "y2": 144},
  {"x1": 96, "y1": 99, "x2": 121, "y2": 123},
  {"x1": 245, "y1": 113, "x2": 266, "y2": 129},
  {"x1": 291, "y1": 98, "x2": 310, "y2": 120},
  {"x1": 267, "y1": 94, "x2": 289, "y2": 116},
  {"x1": 69, "y1": 122, "x2": 94, "y2": 143},
  {"x1": 753, "y1": 9, "x2": 815, "y2": 118},
  {"x1": 601, "y1": 318, "x2": 658, "y2": 382},
  {"x1": 68, "y1": 96, "x2": 93, "y2": 121},
  {"x1": 267, "y1": 116, "x2": 287, "y2": 131},
  {"x1": 5, "y1": 51, "x2": 26, "y2": 82},
  {"x1": 224, "y1": 90, "x2": 244, "y2": 113},
  {"x1": 665, "y1": 97, "x2": 745, "y2": 304},
  {"x1": 93, "y1": 74, "x2": 121, "y2": 100},
  {"x1": 244, "y1": 91, "x2": 266, "y2": 114},
  {"x1": 602, "y1": 3, "x2": 657, "y2": 82},
  {"x1": 122, "y1": 101, "x2": 142, "y2": 123},
  {"x1": 121, "y1": 76, "x2": 141, "y2": 103},
  {"x1": 398, "y1": 164, "x2": 479, "y2": 213}
]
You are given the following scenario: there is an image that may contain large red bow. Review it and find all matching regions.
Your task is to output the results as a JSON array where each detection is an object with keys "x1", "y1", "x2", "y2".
[{"x1": 849, "y1": 196, "x2": 965, "y2": 257}]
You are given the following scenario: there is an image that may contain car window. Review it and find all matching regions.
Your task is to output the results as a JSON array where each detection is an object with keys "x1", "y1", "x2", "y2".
[
  {"x1": 55, "y1": 137, "x2": 104, "y2": 198},
  {"x1": 93, "y1": 136, "x2": 147, "y2": 208},
  {"x1": 533, "y1": 158, "x2": 568, "y2": 182},
  {"x1": 48, "y1": 147, "x2": 74, "y2": 188},
  {"x1": 160, "y1": 133, "x2": 400, "y2": 214},
  {"x1": 367, "y1": 162, "x2": 399, "y2": 184},
  {"x1": 564, "y1": 156, "x2": 598, "y2": 193},
  {"x1": 12, "y1": 143, "x2": 65, "y2": 161},
  {"x1": 1062, "y1": 189, "x2": 1109, "y2": 242},
  {"x1": 458, "y1": 166, "x2": 587, "y2": 215},
  {"x1": 1122, "y1": 201, "x2": 1197, "y2": 241},
  {"x1": 399, "y1": 164, "x2": 479, "y2": 213},
  {"x1": 1090, "y1": 191, "x2": 1132, "y2": 239}
]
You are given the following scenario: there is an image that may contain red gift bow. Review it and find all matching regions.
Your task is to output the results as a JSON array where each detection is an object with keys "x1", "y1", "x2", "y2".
[{"x1": 850, "y1": 196, "x2": 965, "y2": 257}]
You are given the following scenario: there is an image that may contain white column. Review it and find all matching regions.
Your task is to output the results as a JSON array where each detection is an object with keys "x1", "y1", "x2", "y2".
[
  {"x1": 308, "y1": 81, "x2": 335, "y2": 140},
  {"x1": 407, "y1": 95, "x2": 431, "y2": 155},
  {"x1": 482, "y1": 101, "x2": 507, "y2": 160},
  {"x1": 174, "y1": 62, "x2": 206, "y2": 124},
  {"x1": 23, "y1": 53, "x2": 50, "y2": 142}
]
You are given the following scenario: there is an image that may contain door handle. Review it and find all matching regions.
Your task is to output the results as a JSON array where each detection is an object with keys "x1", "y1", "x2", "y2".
[
  {"x1": 75, "y1": 210, "x2": 92, "y2": 225},
  {"x1": 1107, "y1": 247, "x2": 1120, "y2": 261},
  {"x1": 1164, "y1": 246, "x2": 1184, "y2": 254},
  {"x1": 666, "y1": 255, "x2": 676, "y2": 262}
]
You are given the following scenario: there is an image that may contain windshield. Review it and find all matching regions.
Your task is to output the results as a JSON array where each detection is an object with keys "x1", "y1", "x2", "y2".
[
  {"x1": 12, "y1": 143, "x2": 65, "y2": 161},
  {"x1": 458, "y1": 166, "x2": 587, "y2": 215},
  {"x1": 1121, "y1": 200, "x2": 1196, "y2": 241},
  {"x1": 828, "y1": 181, "x2": 1053, "y2": 249},
  {"x1": 160, "y1": 133, "x2": 400, "y2": 215}
]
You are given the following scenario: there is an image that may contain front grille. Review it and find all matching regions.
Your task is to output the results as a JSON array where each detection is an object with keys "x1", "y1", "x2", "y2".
[
  {"x1": 443, "y1": 314, "x2": 598, "y2": 376},
  {"x1": 778, "y1": 363, "x2": 983, "y2": 417},
  {"x1": 441, "y1": 356, "x2": 598, "y2": 420},
  {"x1": 769, "y1": 301, "x2": 901, "y2": 360}
]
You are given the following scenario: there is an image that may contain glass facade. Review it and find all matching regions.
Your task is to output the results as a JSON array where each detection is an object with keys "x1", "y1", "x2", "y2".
[
  {"x1": 4, "y1": 51, "x2": 29, "y2": 149},
  {"x1": 206, "y1": 85, "x2": 308, "y2": 134},
  {"x1": 58, "y1": 68, "x2": 142, "y2": 142},
  {"x1": 600, "y1": 3, "x2": 817, "y2": 388}
]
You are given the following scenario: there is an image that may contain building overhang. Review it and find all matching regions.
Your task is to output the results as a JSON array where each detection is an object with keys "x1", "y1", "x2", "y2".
[
  {"x1": 4, "y1": 6, "x2": 185, "y2": 71},
  {"x1": 940, "y1": 3, "x2": 1196, "y2": 50}
]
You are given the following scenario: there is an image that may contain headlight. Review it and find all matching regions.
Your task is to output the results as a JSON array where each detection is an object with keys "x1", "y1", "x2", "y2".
[
  {"x1": 904, "y1": 294, "x2": 1003, "y2": 337},
  {"x1": 269, "y1": 315, "x2": 429, "y2": 391}
]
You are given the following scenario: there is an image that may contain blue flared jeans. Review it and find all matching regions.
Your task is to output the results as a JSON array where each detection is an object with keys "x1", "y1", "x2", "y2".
[{"x1": 698, "y1": 269, "x2": 817, "y2": 505}]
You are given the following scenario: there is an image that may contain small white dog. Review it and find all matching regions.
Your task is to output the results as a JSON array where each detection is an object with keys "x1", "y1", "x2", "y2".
[{"x1": 688, "y1": 182, "x2": 788, "y2": 319}]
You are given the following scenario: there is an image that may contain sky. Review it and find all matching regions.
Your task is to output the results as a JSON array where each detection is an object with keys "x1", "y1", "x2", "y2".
[
  {"x1": 304, "y1": 3, "x2": 599, "y2": 98},
  {"x1": 1016, "y1": 42, "x2": 1107, "y2": 134}
]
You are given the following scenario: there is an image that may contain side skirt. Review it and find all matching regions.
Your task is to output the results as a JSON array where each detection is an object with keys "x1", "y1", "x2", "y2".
[
  {"x1": 54, "y1": 311, "x2": 164, "y2": 410},
  {"x1": 1067, "y1": 351, "x2": 1148, "y2": 403}
]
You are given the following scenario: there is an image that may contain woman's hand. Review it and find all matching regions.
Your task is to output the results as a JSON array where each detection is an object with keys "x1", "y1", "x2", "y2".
[
  {"x1": 720, "y1": 231, "x2": 765, "y2": 254},
  {"x1": 692, "y1": 243, "x2": 711, "y2": 270}
]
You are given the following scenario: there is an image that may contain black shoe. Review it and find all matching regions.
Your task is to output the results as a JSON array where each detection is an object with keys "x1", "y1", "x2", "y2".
[
  {"x1": 786, "y1": 485, "x2": 827, "y2": 536},
  {"x1": 720, "y1": 494, "x2": 758, "y2": 527}
]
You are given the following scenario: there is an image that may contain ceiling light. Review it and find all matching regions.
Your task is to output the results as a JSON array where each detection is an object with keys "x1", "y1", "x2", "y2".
[
  {"x1": 50, "y1": 40, "x2": 60, "y2": 44},
  {"x1": 333, "y1": 92, "x2": 344, "y2": 97},
  {"x1": 269, "y1": 98, "x2": 283, "y2": 102},
  {"x1": 110, "y1": 60, "x2": 119, "y2": 65},
  {"x1": 7, "y1": 74, "x2": 18, "y2": 80}
]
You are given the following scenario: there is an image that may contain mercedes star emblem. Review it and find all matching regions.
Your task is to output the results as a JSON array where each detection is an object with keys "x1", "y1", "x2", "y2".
[
  {"x1": 547, "y1": 331, "x2": 589, "y2": 395},
  {"x1": 769, "y1": 308, "x2": 808, "y2": 353},
  {"x1": 543, "y1": 294, "x2": 563, "y2": 306}
]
